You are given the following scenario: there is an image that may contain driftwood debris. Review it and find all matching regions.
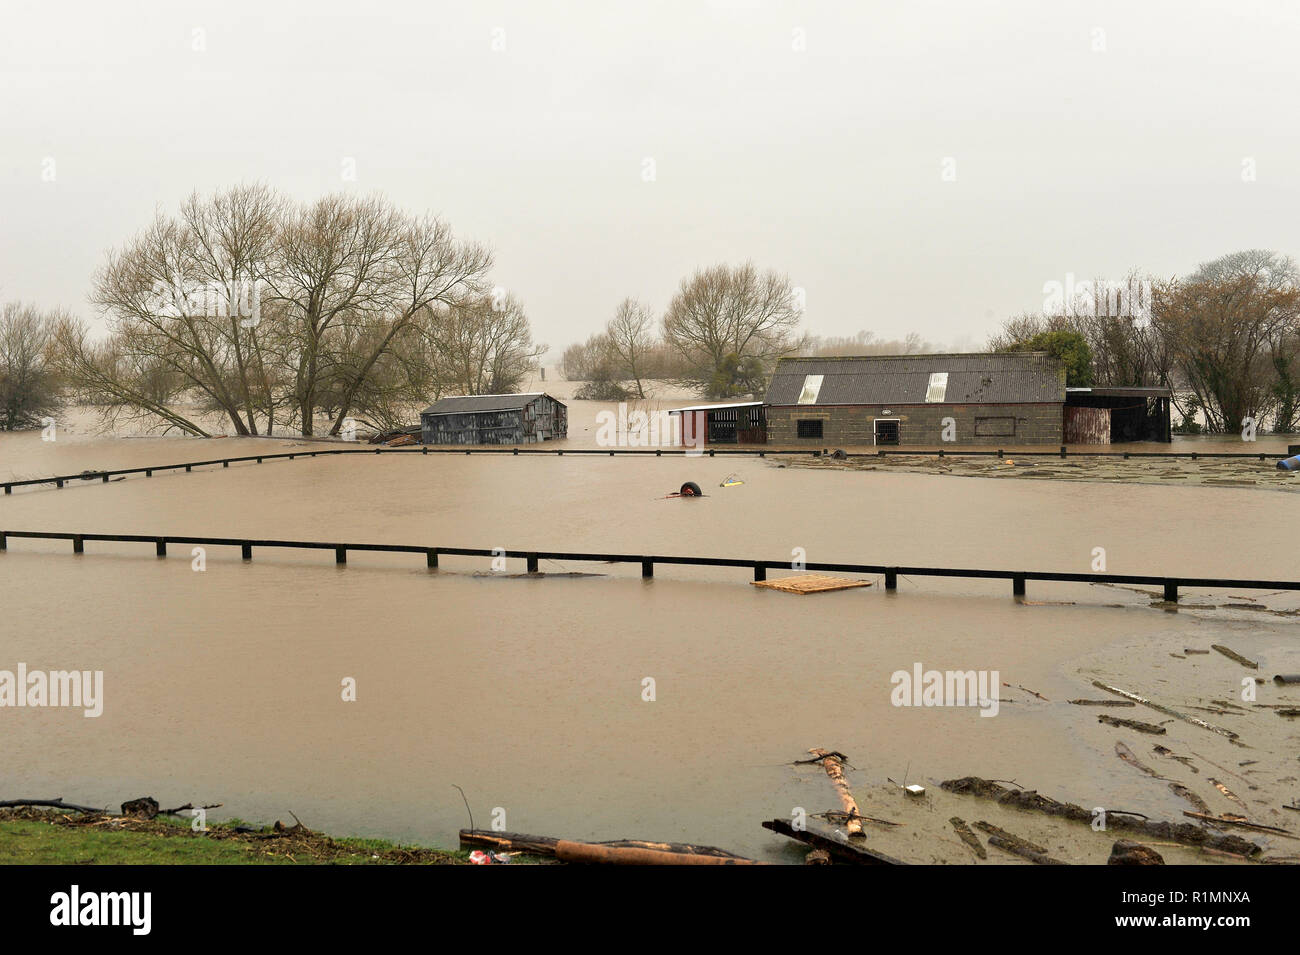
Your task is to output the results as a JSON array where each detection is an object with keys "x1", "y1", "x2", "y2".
[
  {"x1": 1182, "y1": 813, "x2": 1298, "y2": 839},
  {"x1": 808, "y1": 748, "x2": 863, "y2": 837},
  {"x1": 1211, "y1": 645, "x2": 1258, "y2": 669},
  {"x1": 1115, "y1": 741, "x2": 1167, "y2": 779},
  {"x1": 1168, "y1": 783, "x2": 1213, "y2": 816},
  {"x1": 941, "y1": 777, "x2": 1260, "y2": 856},
  {"x1": 554, "y1": 840, "x2": 765, "y2": 865},
  {"x1": 0, "y1": 796, "x2": 220, "y2": 818},
  {"x1": 949, "y1": 817, "x2": 986, "y2": 859},
  {"x1": 1108, "y1": 840, "x2": 1165, "y2": 865},
  {"x1": 973, "y1": 821, "x2": 1066, "y2": 865},
  {"x1": 1092, "y1": 680, "x2": 1239, "y2": 739},
  {"x1": 458, "y1": 829, "x2": 749, "y2": 860},
  {"x1": 760, "y1": 819, "x2": 906, "y2": 865},
  {"x1": 1098, "y1": 715, "x2": 1166, "y2": 735},
  {"x1": 1069, "y1": 698, "x2": 1136, "y2": 707},
  {"x1": 0, "y1": 797, "x2": 108, "y2": 814},
  {"x1": 1153, "y1": 744, "x2": 1199, "y2": 774}
]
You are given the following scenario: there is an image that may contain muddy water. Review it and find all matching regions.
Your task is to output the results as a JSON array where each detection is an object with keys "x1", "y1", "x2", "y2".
[{"x1": 2, "y1": 417, "x2": 1299, "y2": 862}]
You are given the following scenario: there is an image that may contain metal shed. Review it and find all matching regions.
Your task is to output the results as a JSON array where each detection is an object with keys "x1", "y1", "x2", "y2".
[
  {"x1": 763, "y1": 353, "x2": 1066, "y2": 446},
  {"x1": 420, "y1": 393, "x2": 567, "y2": 445}
]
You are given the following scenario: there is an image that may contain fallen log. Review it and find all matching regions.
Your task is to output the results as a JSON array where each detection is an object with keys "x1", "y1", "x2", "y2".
[
  {"x1": 1091, "y1": 680, "x2": 1239, "y2": 739},
  {"x1": 1182, "y1": 813, "x2": 1298, "y2": 839},
  {"x1": 1211, "y1": 645, "x2": 1258, "y2": 669},
  {"x1": 985, "y1": 833, "x2": 1068, "y2": 865},
  {"x1": 1069, "y1": 699, "x2": 1136, "y2": 707},
  {"x1": 808, "y1": 748, "x2": 863, "y2": 837},
  {"x1": 554, "y1": 840, "x2": 765, "y2": 865},
  {"x1": 941, "y1": 777, "x2": 1260, "y2": 856},
  {"x1": 458, "y1": 829, "x2": 748, "y2": 859},
  {"x1": 1098, "y1": 715, "x2": 1166, "y2": 735},
  {"x1": 761, "y1": 818, "x2": 907, "y2": 865},
  {"x1": 949, "y1": 817, "x2": 986, "y2": 859},
  {"x1": 0, "y1": 797, "x2": 108, "y2": 814}
]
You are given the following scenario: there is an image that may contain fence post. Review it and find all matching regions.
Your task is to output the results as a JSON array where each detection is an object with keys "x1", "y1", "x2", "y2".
[
  {"x1": 73, "y1": 535, "x2": 83, "y2": 554},
  {"x1": 642, "y1": 560, "x2": 653, "y2": 578},
  {"x1": 1060, "y1": 445, "x2": 1066, "y2": 459},
  {"x1": 884, "y1": 568, "x2": 898, "y2": 591},
  {"x1": 1163, "y1": 579, "x2": 1179, "y2": 603},
  {"x1": 527, "y1": 554, "x2": 539, "y2": 573},
  {"x1": 241, "y1": 543, "x2": 252, "y2": 560},
  {"x1": 753, "y1": 564, "x2": 766, "y2": 582},
  {"x1": 156, "y1": 539, "x2": 166, "y2": 557},
  {"x1": 56, "y1": 479, "x2": 64, "y2": 488},
  {"x1": 1013, "y1": 575, "x2": 1026, "y2": 597},
  {"x1": 426, "y1": 549, "x2": 438, "y2": 569},
  {"x1": 4, "y1": 485, "x2": 10, "y2": 495},
  {"x1": 0, "y1": 532, "x2": 6, "y2": 549},
  {"x1": 335, "y1": 547, "x2": 347, "y2": 565},
  {"x1": 102, "y1": 473, "x2": 109, "y2": 483}
]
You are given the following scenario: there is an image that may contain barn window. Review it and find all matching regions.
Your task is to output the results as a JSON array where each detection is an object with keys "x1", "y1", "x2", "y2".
[
  {"x1": 974, "y1": 416, "x2": 1016, "y2": 437},
  {"x1": 925, "y1": 372, "x2": 948, "y2": 403},
  {"x1": 874, "y1": 419, "x2": 900, "y2": 445},
  {"x1": 797, "y1": 419, "x2": 823, "y2": 438},
  {"x1": 797, "y1": 375, "x2": 824, "y2": 404}
]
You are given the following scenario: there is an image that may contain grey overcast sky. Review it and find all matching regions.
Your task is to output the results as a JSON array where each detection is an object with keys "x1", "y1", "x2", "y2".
[{"x1": 3, "y1": 0, "x2": 1299, "y2": 354}]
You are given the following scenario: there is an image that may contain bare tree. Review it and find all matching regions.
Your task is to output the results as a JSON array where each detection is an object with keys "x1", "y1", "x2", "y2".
[
  {"x1": 0, "y1": 302, "x2": 62, "y2": 430},
  {"x1": 662, "y1": 262, "x2": 801, "y2": 398}
]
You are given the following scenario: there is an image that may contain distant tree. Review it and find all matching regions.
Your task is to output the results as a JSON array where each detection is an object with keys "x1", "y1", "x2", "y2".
[
  {"x1": 663, "y1": 262, "x2": 801, "y2": 398},
  {"x1": 1004, "y1": 329, "x2": 1094, "y2": 387},
  {"x1": 0, "y1": 302, "x2": 62, "y2": 430},
  {"x1": 423, "y1": 292, "x2": 546, "y2": 396}
]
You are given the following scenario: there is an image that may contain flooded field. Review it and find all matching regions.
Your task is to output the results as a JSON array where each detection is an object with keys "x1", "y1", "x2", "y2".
[{"x1": 2, "y1": 410, "x2": 1299, "y2": 863}]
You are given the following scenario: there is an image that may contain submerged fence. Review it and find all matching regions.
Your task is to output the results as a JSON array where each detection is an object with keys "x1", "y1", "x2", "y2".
[
  {"x1": 1, "y1": 442, "x2": 1292, "y2": 495},
  {"x1": 2, "y1": 528, "x2": 1297, "y2": 603}
]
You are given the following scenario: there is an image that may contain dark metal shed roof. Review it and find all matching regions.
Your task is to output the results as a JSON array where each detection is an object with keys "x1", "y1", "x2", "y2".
[
  {"x1": 765, "y1": 353, "x2": 1065, "y2": 406},
  {"x1": 421, "y1": 393, "x2": 558, "y2": 416}
]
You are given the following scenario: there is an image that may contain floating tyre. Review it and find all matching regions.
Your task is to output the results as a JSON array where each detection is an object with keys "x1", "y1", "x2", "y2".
[{"x1": 680, "y1": 481, "x2": 702, "y2": 497}]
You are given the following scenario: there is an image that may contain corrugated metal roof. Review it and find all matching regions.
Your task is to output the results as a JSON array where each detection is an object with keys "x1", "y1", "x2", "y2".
[
  {"x1": 667, "y1": 401, "x2": 765, "y2": 414},
  {"x1": 765, "y1": 353, "x2": 1065, "y2": 406},
  {"x1": 421, "y1": 393, "x2": 555, "y2": 416}
]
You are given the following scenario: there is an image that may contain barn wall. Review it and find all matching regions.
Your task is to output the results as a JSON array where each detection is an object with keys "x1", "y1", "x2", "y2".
[{"x1": 765, "y1": 403, "x2": 1063, "y2": 446}]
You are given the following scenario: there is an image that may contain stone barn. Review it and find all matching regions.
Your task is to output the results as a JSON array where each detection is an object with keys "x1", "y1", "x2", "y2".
[
  {"x1": 420, "y1": 393, "x2": 567, "y2": 445},
  {"x1": 764, "y1": 353, "x2": 1066, "y2": 447}
]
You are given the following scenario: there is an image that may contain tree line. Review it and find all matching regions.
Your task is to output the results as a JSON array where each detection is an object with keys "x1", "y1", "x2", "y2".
[
  {"x1": 989, "y1": 250, "x2": 1300, "y2": 434},
  {"x1": 0, "y1": 184, "x2": 544, "y2": 436}
]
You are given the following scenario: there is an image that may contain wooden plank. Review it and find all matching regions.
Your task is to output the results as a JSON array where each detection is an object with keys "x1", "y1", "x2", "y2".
[
  {"x1": 752, "y1": 574, "x2": 871, "y2": 595},
  {"x1": 761, "y1": 819, "x2": 907, "y2": 865}
]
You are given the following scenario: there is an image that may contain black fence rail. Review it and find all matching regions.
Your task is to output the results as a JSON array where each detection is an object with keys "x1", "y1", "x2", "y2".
[
  {"x1": 2, "y1": 443, "x2": 1292, "y2": 495},
  {"x1": 2, "y1": 529, "x2": 1297, "y2": 604}
]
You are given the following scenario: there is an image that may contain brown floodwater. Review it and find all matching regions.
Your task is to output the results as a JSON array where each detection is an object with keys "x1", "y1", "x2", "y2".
[{"x1": 2, "y1": 408, "x2": 1299, "y2": 862}]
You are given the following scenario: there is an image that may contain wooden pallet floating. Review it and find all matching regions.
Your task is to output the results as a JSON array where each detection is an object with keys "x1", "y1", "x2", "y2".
[{"x1": 751, "y1": 574, "x2": 872, "y2": 595}]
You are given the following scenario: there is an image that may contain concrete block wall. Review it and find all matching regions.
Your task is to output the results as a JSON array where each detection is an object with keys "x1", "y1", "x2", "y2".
[{"x1": 766, "y1": 403, "x2": 1064, "y2": 446}]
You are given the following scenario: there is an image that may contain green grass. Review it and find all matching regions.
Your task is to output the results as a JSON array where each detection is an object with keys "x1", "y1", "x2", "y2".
[{"x1": 0, "y1": 816, "x2": 470, "y2": 865}]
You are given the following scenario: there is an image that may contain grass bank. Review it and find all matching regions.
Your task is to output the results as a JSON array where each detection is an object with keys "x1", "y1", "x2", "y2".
[{"x1": 0, "y1": 808, "x2": 469, "y2": 865}]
